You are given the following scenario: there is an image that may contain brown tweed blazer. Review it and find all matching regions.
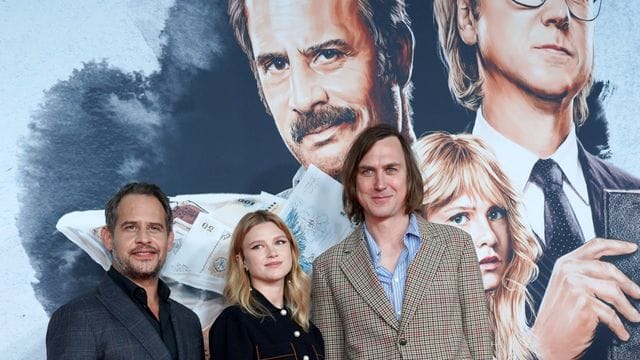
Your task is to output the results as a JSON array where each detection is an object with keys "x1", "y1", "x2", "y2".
[{"x1": 311, "y1": 216, "x2": 494, "y2": 359}]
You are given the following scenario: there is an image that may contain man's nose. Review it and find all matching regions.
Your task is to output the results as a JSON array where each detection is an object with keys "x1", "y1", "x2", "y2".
[
  {"x1": 374, "y1": 172, "x2": 387, "y2": 190},
  {"x1": 135, "y1": 230, "x2": 152, "y2": 244},
  {"x1": 541, "y1": 0, "x2": 571, "y2": 29},
  {"x1": 288, "y1": 63, "x2": 328, "y2": 113}
]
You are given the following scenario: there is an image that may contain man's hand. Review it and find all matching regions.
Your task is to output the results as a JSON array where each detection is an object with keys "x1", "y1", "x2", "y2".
[{"x1": 533, "y1": 238, "x2": 640, "y2": 360}]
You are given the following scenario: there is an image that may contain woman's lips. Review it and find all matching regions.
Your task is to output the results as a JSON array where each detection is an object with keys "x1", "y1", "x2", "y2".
[{"x1": 479, "y1": 255, "x2": 501, "y2": 270}]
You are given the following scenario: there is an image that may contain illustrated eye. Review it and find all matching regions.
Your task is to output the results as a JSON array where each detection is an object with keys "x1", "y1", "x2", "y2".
[
  {"x1": 315, "y1": 48, "x2": 344, "y2": 63},
  {"x1": 488, "y1": 206, "x2": 507, "y2": 221},
  {"x1": 448, "y1": 213, "x2": 470, "y2": 226},
  {"x1": 261, "y1": 56, "x2": 289, "y2": 74}
]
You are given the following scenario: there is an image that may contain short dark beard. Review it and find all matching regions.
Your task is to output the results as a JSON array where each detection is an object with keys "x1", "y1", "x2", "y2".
[
  {"x1": 111, "y1": 250, "x2": 162, "y2": 282},
  {"x1": 291, "y1": 105, "x2": 357, "y2": 144}
]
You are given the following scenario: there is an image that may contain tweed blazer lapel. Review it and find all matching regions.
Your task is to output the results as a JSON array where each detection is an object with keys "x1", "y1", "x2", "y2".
[
  {"x1": 339, "y1": 226, "x2": 399, "y2": 329},
  {"x1": 97, "y1": 275, "x2": 172, "y2": 360},
  {"x1": 399, "y1": 218, "x2": 447, "y2": 328}
]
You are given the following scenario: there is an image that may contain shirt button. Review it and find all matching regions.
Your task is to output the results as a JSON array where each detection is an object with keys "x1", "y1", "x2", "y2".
[
  {"x1": 293, "y1": 330, "x2": 301, "y2": 337},
  {"x1": 399, "y1": 338, "x2": 407, "y2": 346},
  {"x1": 303, "y1": 356, "x2": 309, "y2": 360},
  {"x1": 280, "y1": 309, "x2": 287, "y2": 316}
]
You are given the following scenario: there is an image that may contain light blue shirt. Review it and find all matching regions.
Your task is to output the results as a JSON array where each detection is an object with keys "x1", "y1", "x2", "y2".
[{"x1": 363, "y1": 214, "x2": 421, "y2": 319}]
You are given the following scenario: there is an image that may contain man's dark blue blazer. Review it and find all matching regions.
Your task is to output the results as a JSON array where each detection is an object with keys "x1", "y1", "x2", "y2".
[
  {"x1": 579, "y1": 142, "x2": 640, "y2": 236},
  {"x1": 578, "y1": 142, "x2": 640, "y2": 359},
  {"x1": 46, "y1": 273, "x2": 204, "y2": 359}
]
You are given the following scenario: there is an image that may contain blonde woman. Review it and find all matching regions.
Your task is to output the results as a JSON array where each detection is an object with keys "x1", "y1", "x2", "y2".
[
  {"x1": 415, "y1": 132, "x2": 540, "y2": 360},
  {"x1": 209, "y1": 210, "x2": 324, "y2": 359}
]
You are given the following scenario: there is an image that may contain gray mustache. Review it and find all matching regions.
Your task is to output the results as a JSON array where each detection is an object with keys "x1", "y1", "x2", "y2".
[{"x1": 291, "y1": 106, "x2": 356, "y2": 144}]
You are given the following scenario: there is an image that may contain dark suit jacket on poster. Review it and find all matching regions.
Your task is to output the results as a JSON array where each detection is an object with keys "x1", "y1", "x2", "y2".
[
  {"x1": 578, "y1": 142, "x2": 640, "y2": 360},
  {"x1": 312, "y1": 216, "x2": 494, "y2": 360},
  {"x1": 46, "y1": 274, "x2": 204, "y2": 360},
  {"x1": 578, "y1": 142, "x2": 640, "y2": 238}
]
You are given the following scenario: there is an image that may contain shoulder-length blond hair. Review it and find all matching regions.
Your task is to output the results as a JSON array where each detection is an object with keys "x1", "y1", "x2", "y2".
[
  {"x1": 224, "y1": 210, "x2": 312, "y2": 331},
  {"x1": 415, "y1": 132, "x2": 541, "y2": 360}
]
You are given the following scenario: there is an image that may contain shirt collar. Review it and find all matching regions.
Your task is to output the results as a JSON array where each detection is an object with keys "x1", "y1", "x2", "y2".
[
  {"x1": 251, "y1": 288, "x2": 287, "y2": 314},
  {"x1": 108, "y1": 266, "x2": 171, "y2": 305},
  {"x1": 472, "y1": 108, "x2": 589, "y2": 203},
  {"x1": 363, "y1": 214, "x2": 420, "y2": 265},
  {"x1": 291, "y1": 166, "x2": 306, "y2": 188},
  {"x1": 550, "y1": 128, "x2": 590, "y2": 203}
]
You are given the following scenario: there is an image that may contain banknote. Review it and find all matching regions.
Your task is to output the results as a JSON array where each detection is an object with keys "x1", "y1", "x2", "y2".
[
  {"x1": 162, "y1": 212, "x2": 233, "y2": 292},
  {"x1": 278, "y1": 165, "x2": 355, "y2": 273},
  {"x1": 209, "y1": 192, "x2": 286, "y2": 228}
]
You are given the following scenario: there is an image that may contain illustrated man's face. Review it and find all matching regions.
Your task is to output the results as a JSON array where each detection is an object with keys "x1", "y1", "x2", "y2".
[
  {"x1": 462, "y1": 0, "x2": 593, "y2": 101},
  {"x1": 245, "y1": 0, "x2": 403, "y2": 178}
]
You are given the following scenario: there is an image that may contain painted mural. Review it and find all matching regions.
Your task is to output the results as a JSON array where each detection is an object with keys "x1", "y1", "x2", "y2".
[{"x1": 2, "y1": 0, "x2": 639, "y2": 358}]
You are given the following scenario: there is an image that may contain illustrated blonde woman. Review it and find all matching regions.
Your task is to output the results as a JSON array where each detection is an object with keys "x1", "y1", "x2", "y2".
[
  {"x1": 209, "y1": 210, "x2": 324, "y2": 359},
  {"x1": 415, "y1": 132, "x2": 541, "y2": 360}
]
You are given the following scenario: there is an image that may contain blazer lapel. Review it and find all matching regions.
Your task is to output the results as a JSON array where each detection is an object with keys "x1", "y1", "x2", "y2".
[
  {"x1": 578, "y1": 142, "x2": 606, "y2": 237},
  {"x1": 399, "y1": 219, "x2": 446, "y2": 328},
  {"x1": 170, "y1": 305, "x2": 191, "y2": 359},
  {"x1": 97, "y1": 275, "x2": 171, "y2": 360},
  {"x1": 339, "y1": 227, "x2": 399, "y2": 329}
]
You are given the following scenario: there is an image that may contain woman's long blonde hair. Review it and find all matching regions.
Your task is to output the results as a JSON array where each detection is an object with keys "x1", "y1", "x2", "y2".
[
  {"x1": 224, "y1": 210, "x2": 312, "y2": 331},
  {"x1": 415, "y1": 132, "x2": 541, "y2": 360}
]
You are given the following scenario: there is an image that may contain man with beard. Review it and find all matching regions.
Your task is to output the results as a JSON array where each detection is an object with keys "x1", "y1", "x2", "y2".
[
  {"x1": 46, "y1": 182, "x2": 204, "y2": 359},
  {"x1": 227, "y1": 0, "x2": 417, "y2": 190},
  {"x1": 312, "y1": 125, "x2": 493, "y2": 358}
]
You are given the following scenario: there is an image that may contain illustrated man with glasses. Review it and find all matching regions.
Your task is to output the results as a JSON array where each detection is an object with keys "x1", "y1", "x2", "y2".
[{"x1": 434, "y1": 0, "x2": 640, "y2": 358}]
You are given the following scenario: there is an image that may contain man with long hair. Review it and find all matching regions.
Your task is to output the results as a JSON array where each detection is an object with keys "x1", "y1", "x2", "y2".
[{"x1": 312, "y1": 125, "x2": 493, "y2": 358}]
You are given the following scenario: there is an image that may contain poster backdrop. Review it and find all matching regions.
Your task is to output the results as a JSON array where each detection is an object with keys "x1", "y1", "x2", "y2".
[{"x1": 2, "y1": 0, "x2": 640, "y2": 358}]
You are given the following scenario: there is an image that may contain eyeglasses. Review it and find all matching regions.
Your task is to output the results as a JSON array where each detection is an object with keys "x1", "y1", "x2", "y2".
[{"x1": 512, "y1": 0, "x2": 602, "y2": 21}]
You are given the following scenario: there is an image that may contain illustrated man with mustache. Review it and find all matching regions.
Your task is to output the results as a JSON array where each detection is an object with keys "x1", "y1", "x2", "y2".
[{"x1": 228, "y1": 0, "x2": 416, "y2": 186}]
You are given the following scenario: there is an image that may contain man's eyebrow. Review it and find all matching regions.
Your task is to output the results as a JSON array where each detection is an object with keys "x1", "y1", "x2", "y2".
[
  {"x1": 302, "y1": 39, "x2": 352, "y2": 57},
  {"x1": 255, "y1": 51, "x2": 287, "y2": 66}
]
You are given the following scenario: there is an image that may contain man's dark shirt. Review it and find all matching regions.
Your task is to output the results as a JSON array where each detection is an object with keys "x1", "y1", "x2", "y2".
[{"x1": 108, "y1": 266, "x2": 178, "y2": 359}]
